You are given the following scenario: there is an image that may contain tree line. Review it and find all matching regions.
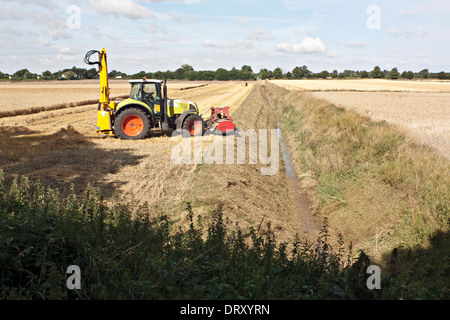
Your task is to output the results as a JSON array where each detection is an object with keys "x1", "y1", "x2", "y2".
[{"x1": 1, "y1": 65, "x2": 449, "y2": 81}]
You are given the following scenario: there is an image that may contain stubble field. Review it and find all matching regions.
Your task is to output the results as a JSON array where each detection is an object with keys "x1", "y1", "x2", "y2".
[
  {"x1": 271, "y1": 79, "x2": 450, "y2": 160},
  {"x1": 0, "y1": 80, "x2": 310, "y2": 245},
  {"x1": 1, "y1": 78, "x2": 448, "y2": 255}
]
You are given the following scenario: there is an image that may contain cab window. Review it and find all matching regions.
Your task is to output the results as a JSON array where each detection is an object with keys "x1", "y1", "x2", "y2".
[
  {"x1": 130, "y1": 83, "x2": 141, "y2": 100},
  {"x1": 142, "y1": 83, "x2": 158, "y2": 103}
]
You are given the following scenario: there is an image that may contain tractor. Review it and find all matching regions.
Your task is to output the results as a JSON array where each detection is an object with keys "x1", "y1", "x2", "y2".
[{"x1": 84, "y1": 48, "x2": 235, "y2": 140}]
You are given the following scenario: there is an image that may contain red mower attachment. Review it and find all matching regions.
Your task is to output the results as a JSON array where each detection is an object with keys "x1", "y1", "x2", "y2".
[{"x1": 205, "y1": 106, "x2": 236, "y2": 134}]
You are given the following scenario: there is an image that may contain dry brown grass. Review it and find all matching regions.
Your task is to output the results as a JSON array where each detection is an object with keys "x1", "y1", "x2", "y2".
[
  {"x1": 0, "y1": 81, "x2": 257, "y2": 228},
  {"x1": 0, "y1": 81, "x2": 312, "y2": 246},
  {"x1": 270, "y1": 80, "x2": 450, "y2": 161},
  {"x1": 271, "y1": 79, "x2": 450, "y2": 92},
  {"x1": 309, "y1": 91, "x2": 450, "y2": 160},
  {"x1": 277, "y1": 85, "x2": 449, "y2": 261}
]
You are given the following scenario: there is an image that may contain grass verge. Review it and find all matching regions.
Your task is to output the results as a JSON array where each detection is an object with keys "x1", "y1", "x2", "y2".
[
  {"x1": 276, "y1": 84, "x2": 449, "y2": 293},
  {"x1": 1, "y1": 171, "x2": 444, "y2": 299}
]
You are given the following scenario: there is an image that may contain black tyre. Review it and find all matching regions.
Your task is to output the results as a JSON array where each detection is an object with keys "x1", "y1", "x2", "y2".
[
  {"x1": 115, "y1": 107, "x2": 151, "y2": 140},
  {"x1": 182, "y1": 114, "x2": 205, "y2": 137}
]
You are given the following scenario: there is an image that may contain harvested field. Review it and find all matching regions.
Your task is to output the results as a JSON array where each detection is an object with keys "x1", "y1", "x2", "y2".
[
  {"x1": 0, "y1": 81, "x2": 317, "y2": 245},
  {"x1": 271, "y1": 79, "x2": 450, "y2": 92},
  {"x1": 271, "y1": 80, "x2": 450, "y2": 160},
  {"x1": 308, "y1": 92, "x2": 450, "y2": 160},
  {"x1": 0, "y1": 80, "x2": 211, "y2": 113}
]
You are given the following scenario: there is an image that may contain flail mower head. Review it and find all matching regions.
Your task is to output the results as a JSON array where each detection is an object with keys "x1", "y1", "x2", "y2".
[{"x1": 205, "y1": 106, "x2": 236, "y2": 135}]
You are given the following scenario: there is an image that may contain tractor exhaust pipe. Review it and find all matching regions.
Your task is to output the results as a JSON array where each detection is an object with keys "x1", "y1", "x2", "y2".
[{"x1": 161, "y1": 79, "x2": 170, "y2": 130}]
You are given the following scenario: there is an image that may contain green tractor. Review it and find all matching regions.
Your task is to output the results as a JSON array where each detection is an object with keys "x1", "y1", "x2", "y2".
[{"x1": 85, "y1": 49, "x2": 235, "y2": 140}]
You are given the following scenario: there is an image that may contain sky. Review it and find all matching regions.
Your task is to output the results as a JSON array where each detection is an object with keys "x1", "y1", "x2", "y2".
[{"x1": 0, "y1": 0, "x2": 449, "y2": 75}]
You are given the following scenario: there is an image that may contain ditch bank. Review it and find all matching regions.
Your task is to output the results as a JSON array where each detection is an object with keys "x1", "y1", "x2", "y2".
[
  {"x1": 274, "y1": 83, "x2": 449, "y2": 291},
  {"x1": 177, "y1": 83, "x2": 320, "y2": 245}
]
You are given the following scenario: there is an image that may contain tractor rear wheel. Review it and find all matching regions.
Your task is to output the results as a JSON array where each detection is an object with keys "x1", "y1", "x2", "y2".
[
  {"x1": 115, "y1": 108, "x2": 151, "y2": 140},
  {"x1": 182, "y1": 114, "x2": 205, "y2": 136}
]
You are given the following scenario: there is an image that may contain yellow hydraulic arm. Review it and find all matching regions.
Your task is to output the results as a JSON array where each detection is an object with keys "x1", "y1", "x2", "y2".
[{"x1": 84, "y1": 48, "x2": 117, "y2": 135}]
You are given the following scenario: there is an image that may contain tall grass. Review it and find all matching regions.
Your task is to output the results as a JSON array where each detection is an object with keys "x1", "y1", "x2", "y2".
[
  {"x1": 1, "y1": 171, "x2": 440, "y2": 299},
  {"x1": 277, "y1": 85, "x2": 449, "y2": 293}
]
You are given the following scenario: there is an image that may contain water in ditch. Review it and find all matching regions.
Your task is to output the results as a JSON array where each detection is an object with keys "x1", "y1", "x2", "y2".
[{"x1": 277, "y1": 119, "x2": 320, "y2": 240}]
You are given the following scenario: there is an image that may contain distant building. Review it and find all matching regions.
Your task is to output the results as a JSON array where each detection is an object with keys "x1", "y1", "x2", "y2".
[{"x1": 62, "y1": 71, "x2": 78, "y2": 79}]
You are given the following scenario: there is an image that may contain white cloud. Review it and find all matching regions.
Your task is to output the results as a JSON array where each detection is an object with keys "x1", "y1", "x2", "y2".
[
  {"x1": 345, "y1": 41, "x2": 366, "y2": 48},
  {"x1": 39, "y1": 58, "x2": 53, "y2": 65},
  {"x1": 47, "y1": 29, "x2": 72, "y2": 41},
  {"x1": 388, "y1": 28, "x2": 413, "y2": 37},
  {"x1": 416, "y1": 53, "x2": 428, "y2": 58},
  {"x1": 56, "y1": 55, "x2": 75, "y2": 62},
  {"x1": 89, "y1": 0, "x2": 155, "y2": 19},
  {"x1": 59, "y1": 47, "x2": 72, "y2": 53},
  {"x1": 247, "y1": 27, "x2": 271, "y2": 40},
  {"x1": 37, "y1": 36, "x2": 51, "y2": 46},
  {"x1": 202, "y1": 39, "x2": 216, "y2": 47},
  {"x1": 235, "y1": 18, "x2": 248, "y2": 25},
  {"x1": 202, "y1": 39, "x2": 253, "y2": 50},
  {"x1": 276, "y1": 36, "x2": 326, "y2": 54},
  {"x1": 396, "y1": 10, "x2": 414, "y2": 15},
  {"x1": 170, "y1": 11, "x2": 182, "y2": 23}
]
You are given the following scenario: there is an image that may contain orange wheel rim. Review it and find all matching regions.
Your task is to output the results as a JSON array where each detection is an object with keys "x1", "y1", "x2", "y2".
[
  {"x1": 122, "y1": 115, "x2": 144, "y2": 136},
  {"x1": 188, "y1": 120, "x2": 202, "y2": 136}
]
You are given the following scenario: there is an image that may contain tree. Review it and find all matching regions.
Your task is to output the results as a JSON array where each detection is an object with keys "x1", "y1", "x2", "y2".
[
  {"x1": 0, "y1": 71, "x2": 9, "y2": 79},
  {"x1": 437, "y1": 71, "x2": 447, "y2": 80},
  {"x1": 174, "y1": 68, "x2": 185, "y2": 80},
  {"x1": 292, "y1": 65, "x2": 310, "y2": 79},
  {"x1": 272, "y1": 67, "x2": 283, "y2": 79},
  {"x1": 215, "y1": 68, "x2": 229, "y2": 81},
  {"x1": 401, "y1": 71, "x2": 414, "y2": 80},
  {"x1": 360, "y1": 70, "x2": 369, "y2": 78},
  {"x1": 241, "y1": 65, "x2": 253, "y2": 73},
  {"x1": 259, "y1": 68, "x2": 268, "y2": 80},
  {"x1": 292, "y1": 66, "x2": 302, "y2": 79},
  {"x1": 182, "y1": 64, "x2": 194, "y2": 72},
  {"x1": 418, "y1": 69, "x2": 429, "y2": 79},
  {"x1": 389, "y1": 67, "x2": 400, "y2": 80},
  {"x1": 42, "y1": 70, "x2": 53, "y2": 80},
  {"x1": 371, "y1": 66, "x2": 384, "y2": 78},
  {"x1": 331, "y1": 70, "x2": 338, "y2": 78},
  {"x1": 131, "y1": 71, "x2": 146, "y2": 79},
  {"x1": 319, "y1": 70, "x2": 330, "y2": 79},
  {"x1": 11, "y1": 69, "x2": 36, "y2": 80},
  {"x1": 195, "y1": 71, "x2": 215, "y2": 81},
  {"x1": 240, "y1": 65, "x2": 253, "y2": 80}
]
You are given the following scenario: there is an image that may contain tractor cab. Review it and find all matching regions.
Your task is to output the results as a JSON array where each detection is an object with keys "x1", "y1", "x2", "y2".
[{"x1": 129, "y1": 79, "x2": 163, "y2": 115}]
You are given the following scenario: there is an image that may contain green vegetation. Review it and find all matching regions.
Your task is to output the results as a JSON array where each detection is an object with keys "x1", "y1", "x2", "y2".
[
  {"x1": 389, "y1": 67, "x2": 400, "y2": 80},
  {"x1": 1, "y1": 170, "x2": 444, "y2": 299},
  {"x1": 2, "y1": 65, "x2": 449, "y2": 82}
]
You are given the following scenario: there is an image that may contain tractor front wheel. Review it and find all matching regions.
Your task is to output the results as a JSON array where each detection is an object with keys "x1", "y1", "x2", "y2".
[{"x1": 115, "y1": 108, "x2": 151, "y2": 140}]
